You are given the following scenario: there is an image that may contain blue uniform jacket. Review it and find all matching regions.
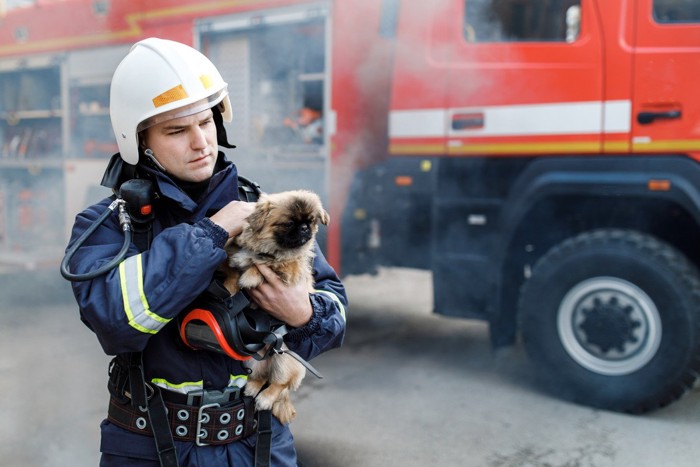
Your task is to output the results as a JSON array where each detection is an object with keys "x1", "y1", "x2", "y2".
[{"x1": 66, "y1": 152, "x2": 346, "y2": 421}]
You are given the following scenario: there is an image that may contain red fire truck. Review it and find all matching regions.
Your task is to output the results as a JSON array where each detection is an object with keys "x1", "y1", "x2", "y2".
[{"x1": 1, "y1": 0, "x2": 699, "y2": 413}]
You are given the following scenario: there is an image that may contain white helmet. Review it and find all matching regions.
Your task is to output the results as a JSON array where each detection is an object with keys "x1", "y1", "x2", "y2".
[{"x1": 110, "y1": 37, "x2": 232, "y2": 165}]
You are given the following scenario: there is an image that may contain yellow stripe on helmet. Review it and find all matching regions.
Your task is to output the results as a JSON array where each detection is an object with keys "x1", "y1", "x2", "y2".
[{"x1": 152, "y1": 84, "x2": 188, "y2": 108}]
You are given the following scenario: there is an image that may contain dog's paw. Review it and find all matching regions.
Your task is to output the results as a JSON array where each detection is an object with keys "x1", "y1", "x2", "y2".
[
  {"x1": 253, "y1": 390, "x2": 276, "y2": 412},
  {"x1": 253, "y1": 384, "x2": 289, "y2": 413},
  {"x1": 239, "y1": 268, "x2": 264, "y2": 289},
  {"x1": 272, "y1": 398, "x2": 297, "y2": 424},
  {"x1": 244, "y1": 379, "x2": 264, "y2": 398}
]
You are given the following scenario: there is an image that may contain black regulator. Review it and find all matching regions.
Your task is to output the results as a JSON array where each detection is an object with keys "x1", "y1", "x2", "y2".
[{"x1": 60, "y1": 179, "x2": 154, "y2": 282}]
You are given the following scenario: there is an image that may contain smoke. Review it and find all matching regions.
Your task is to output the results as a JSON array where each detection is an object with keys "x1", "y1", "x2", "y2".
[{"x1": 201, "y1": 13, "x2": 328, "y2": 200}]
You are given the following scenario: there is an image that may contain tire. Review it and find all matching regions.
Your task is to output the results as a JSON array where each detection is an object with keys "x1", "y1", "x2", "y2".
[{"x1": 518, "y1": 229, "x2": 700, "y2": 413}]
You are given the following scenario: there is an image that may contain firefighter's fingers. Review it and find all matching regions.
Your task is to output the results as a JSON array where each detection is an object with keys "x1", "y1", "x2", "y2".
[
  {"x1": 255, "y1": 263, "x2": 282, "y2": 287},
  {"x1": 248, "y1": 265, "x2": 312, "y2": 327},
  {"x1": 209, "y1": 200, "x2": 254, "y2": 237}
]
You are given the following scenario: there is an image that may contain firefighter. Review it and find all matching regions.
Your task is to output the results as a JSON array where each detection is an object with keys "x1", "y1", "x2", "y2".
[
  {"x1": 64, "y1": 37, "x2": 347, "y2": 466},
  {"x1": 283, "y1": 98, "x2": 324, "y2": 145}
]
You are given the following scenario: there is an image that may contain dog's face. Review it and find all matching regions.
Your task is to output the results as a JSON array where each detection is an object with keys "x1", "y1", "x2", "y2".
[{"x1": 241, "y1": 190, "x2": 329, "y2": 255}]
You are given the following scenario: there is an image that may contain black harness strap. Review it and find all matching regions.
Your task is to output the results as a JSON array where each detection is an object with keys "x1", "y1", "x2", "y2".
[
  {"x1": 148, "y1": 388, "x2": 179, "y2": 466},
  {"x1": 125, "y1": 352, "x2": 178, "y2": 467},
  {"x1": 132, "y1": 225, "x2": 152, "y2": 252},
  {"x1": 255, "y1": 410, "x2": 273, "y2": 467}
]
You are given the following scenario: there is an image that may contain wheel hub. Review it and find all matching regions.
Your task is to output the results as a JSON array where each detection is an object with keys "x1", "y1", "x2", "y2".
[
  {"x1": 557, "y1": 277, "x2": 662, "y2": 376},
  {"x1": 579, "y1": 296, "x2": 642, "y2": 353}
]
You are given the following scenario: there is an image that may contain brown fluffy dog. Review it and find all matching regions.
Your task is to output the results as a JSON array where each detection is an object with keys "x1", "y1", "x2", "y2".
[{"x1": 221, "y1": 189, "x2": 329, "y2": 423}]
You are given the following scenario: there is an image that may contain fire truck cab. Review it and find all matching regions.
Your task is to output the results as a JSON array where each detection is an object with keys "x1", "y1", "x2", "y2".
[{"x1": 342, "y1": 0, "x2": 700, "y2": 413}]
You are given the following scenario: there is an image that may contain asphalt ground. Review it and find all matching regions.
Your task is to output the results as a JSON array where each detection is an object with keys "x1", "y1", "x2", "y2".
[{"x1": 1, "y1": 268, "x2": 699, "y2": 466}]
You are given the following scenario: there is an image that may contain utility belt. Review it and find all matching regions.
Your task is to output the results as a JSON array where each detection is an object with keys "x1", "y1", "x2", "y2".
[
  {"x1": 106, "y1": 353, "x2": 273, "y2": 466},
  {"x1": 107, "y1": 386, "x2": 257, "y2": 446}
]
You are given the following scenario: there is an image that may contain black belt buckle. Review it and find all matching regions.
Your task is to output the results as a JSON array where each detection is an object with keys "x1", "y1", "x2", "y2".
[{"x1": 186, "y1": 386, "x2": 241, "y2": 406}]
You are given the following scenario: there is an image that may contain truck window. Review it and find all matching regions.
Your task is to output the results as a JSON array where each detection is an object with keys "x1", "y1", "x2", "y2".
[
  {"x1": 464, "y1": 0, "x2": 582, "y2": 43},
  {"x1": 201, "y1": 17, "x2": 326, "y2": 150},
  {"x1": 653, "y1": 0, "x2": 700, "y2": 23}
]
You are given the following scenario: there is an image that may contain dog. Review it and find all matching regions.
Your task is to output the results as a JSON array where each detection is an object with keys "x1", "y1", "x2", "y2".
[{"x1": 220, "y1": 189, "x2": 329, "y2": 423}]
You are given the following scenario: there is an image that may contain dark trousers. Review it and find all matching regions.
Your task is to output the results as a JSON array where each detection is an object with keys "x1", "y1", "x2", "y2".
[{"x1": 99, "y1": 418, "x2": 297, "y2": 467}]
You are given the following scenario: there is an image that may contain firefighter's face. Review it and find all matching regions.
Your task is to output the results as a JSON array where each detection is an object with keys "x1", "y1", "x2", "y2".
[
  {"x1": 298, "y1": 107, "x2": 321, "y2": 125},
  {"x1": 142, "y1": 108, "x2": 219, "y2": 183}
]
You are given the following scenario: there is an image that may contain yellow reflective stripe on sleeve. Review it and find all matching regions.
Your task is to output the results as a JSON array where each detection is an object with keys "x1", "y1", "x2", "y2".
[
  {"x1": 119, "y1": 254, "x2": 171, "y2": 334},
  {"x1": 151, "y1": 375, "x2": 249, "y2": 394},
  {"x1": 315, "y1": 289, "x2": 346, "y2": 322}
]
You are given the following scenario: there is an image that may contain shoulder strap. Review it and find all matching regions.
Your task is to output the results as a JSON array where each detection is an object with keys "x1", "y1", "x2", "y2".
[
  {"x1": 124, "y1": 352, "x2": 179, "y2": 467},
  {"x1": 132, "y1": 225, "x2": 152, "y2": 252},
  {"x1": 237, "y1": 175, "x2": 263, "y2": 202}
]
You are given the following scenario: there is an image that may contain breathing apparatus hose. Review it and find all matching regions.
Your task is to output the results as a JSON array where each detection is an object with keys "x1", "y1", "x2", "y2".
[{"x1": 60, "y1": 198, "x2": 133, "y2": 282}]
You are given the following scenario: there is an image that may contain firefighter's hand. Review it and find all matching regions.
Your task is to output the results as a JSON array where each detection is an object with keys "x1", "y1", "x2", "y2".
[
  {"x1": 209, "y1": 201, "x2": 255, "y2": 238},
  {"x1": 247, "y1": 263, "x2": 313, "y2": 328}
]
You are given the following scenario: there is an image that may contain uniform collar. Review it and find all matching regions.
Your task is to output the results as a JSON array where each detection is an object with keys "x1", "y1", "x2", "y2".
[
  {"x1": 145, "y1": 152, "x2": 238, "y2": 214},
  {"x1": 102, "y1": 151, "x2": 239, "y2": 215}
]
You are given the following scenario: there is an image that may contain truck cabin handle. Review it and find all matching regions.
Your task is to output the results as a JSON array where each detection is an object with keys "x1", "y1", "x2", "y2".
[
  {"x1": 637, "y1": 110, "x2": 681, "y2": 125},
  {"x1": 452, "y1": 112, "x2": 485, "y2": 130}
]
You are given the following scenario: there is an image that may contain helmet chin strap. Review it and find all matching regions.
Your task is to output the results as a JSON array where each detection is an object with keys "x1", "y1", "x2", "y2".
[{"x1": 144, "y1": 148, "x2": 167, "y2": 172}]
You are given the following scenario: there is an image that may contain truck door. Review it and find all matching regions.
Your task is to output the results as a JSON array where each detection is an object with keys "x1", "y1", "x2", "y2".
[
  {"x1": 388, "y1": 1, "x2": 451, "y2": 156},
  {"x1": 445, "y1": 0, "x2": 605, "y2": 156},
  {"x1": 631, "y1": 0, "x2": 700, "y2": 156},
  {"x1": 431, "y1": 0, "x2": 606, "y2": 318}
]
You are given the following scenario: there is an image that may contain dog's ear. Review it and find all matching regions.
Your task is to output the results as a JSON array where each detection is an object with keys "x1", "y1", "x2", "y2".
[
  {"x1": 319, "y1": 208, "x2": 330, "y2": 226},
  {"x1": 247, "y1": 198, "x2": 272, "y2": 233}
]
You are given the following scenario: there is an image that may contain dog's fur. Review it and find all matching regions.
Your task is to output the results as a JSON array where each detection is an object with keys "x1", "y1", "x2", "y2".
[{"x1": 220, "y1": 189, "x2": 329, "y2": 423}]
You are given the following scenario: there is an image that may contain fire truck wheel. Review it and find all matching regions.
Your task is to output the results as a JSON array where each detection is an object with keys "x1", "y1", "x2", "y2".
[{"x1": 518, "y1": 229, "x2": 700, "y2": 414}]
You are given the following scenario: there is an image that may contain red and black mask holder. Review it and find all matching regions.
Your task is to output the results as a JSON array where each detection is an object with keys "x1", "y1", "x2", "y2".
[{"x1": 179, "y1": 280, "x2": 287, "y2": 361}]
